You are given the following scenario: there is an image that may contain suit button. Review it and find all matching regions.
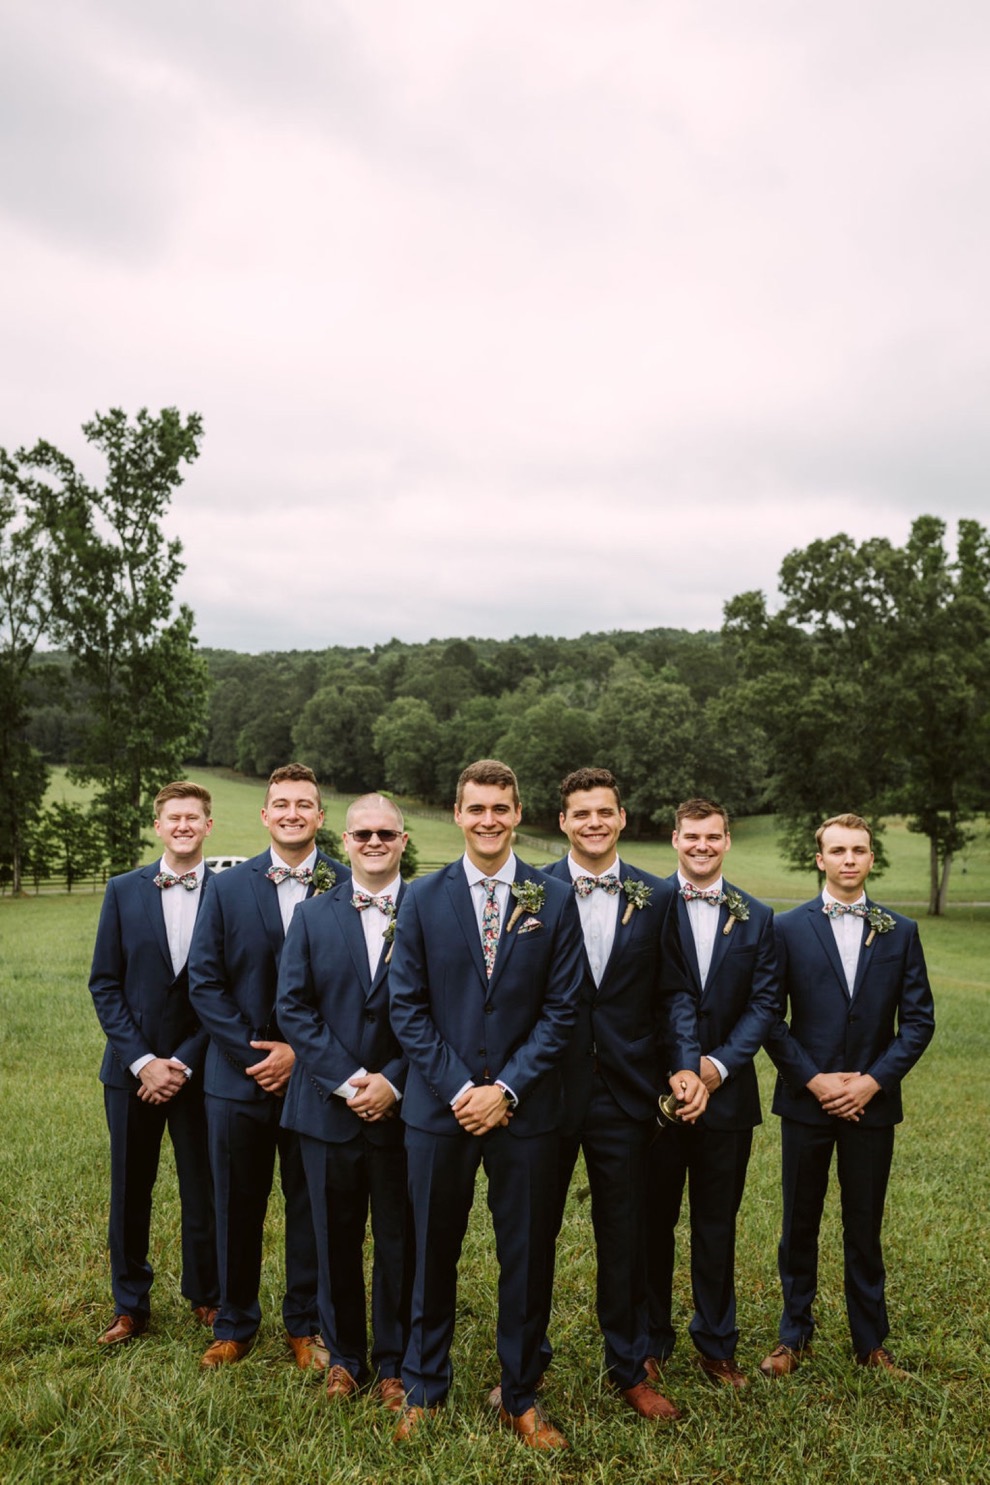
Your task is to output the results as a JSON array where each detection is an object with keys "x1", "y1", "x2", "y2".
[
  {"x1": 365, "y1": 1010, "x2": 377, "y2": 1023},
  {"x1": 484, "y1": 1005, "x2": 494, "y2": 1014}
]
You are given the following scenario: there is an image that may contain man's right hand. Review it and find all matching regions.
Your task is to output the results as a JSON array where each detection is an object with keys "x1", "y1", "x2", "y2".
[
  {"x1": 137, "y1": 1057, "x2": 187, "y2": 1104},
  {"x1": 668, "y1": 1069, "x2": 709, "y2": 1123}
]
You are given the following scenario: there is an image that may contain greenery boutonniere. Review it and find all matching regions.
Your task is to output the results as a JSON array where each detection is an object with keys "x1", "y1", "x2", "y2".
[
  {"x1": 312, "y1": 861, "x2": 336, "y2": 896},
  {"x1": 865, "y1": 906, "x2": 895, "y2": 948},
  {"x1": 507, "y1": 879, "x2": 545, "y2": 932},
  {"x1": 383, "y1": 912, "x2": 397, "y2": 963},
  {"x1": 722, "y1": 888, "x2": 750, "y2": 937},
  {"x1": 621, "y1": 878, "x2": 652, "y2": 926}
]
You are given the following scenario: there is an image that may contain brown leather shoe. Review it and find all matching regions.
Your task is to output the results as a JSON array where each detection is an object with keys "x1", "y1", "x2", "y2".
[
  {"x1": 200, "y1": 1338, "x2": 253, "y2": 1368},
  {"x1": 393, "y1": 1405, "x2": 439, "y2": 1441},
  {"x1": 192, "y1": 1305, "x2": 219, "y2": 1328},
  {"x1": 699, "y1": 1356, "x2": 749, "y2": 1390},
  {"x1": 620, "y1": 1381, "x2": 681, "y2": 1421},
  {"x1": 372, "y1": 1376, "x2": 407, "y2": 1411},
  {"x1": 97, "y1": 1314, "x2": 148, "y2": 1346},
  {"x1": 499, "y1": 1404, "x2": 569, "y2": 1449},
  {"x1": 643, "y1": 1355, "x2": 667, "y2": 1384},
  {"x1": 286, "y1": 1333, "x2": 330, "y2": 1371},
  {"x1": 759, "y1": 1343, "x2": 812, "y2": 1378},
  {"x1": 487, "y1": 1371, "x2": 546, "y2": 1408},
  {"x1": 325, "y1": 1364, "x2": 359, "y2": 1400},
  {"x1": 857, "y1": 1347, "x2": 911, "y2": 1380}
]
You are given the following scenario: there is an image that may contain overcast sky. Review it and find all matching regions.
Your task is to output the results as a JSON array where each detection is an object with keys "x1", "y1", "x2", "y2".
[{"x1": 2, "y1": 1, "x2": 987, "y2": 652}]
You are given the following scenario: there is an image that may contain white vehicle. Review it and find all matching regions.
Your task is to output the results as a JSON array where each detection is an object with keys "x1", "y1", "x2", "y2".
[{"x1": 204, "y1": 855, "x2": 248, "y2": 873}]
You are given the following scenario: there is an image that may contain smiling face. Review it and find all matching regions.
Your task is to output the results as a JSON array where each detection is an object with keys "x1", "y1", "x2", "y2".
[
  {"x1": 261, "y1": 780, "x2": 325, "y2": 864},
  {"x1": 672, "y1": 813, "x2": 730, "y2": 888},
  {"x1": 343, "y1": 799, "x2": 407, "y2": 892},
  {"x1": 153, "y1": 796, "x2": 213, "y2": 872},
  {"x1": 454, "y1": 781, "x2": 522, "y2": 873},
  {"x1": 816, "y1": 823, "x2": 874, "y2": 902},
  {"x1": 560, "y1": 786, "x2": 626, "y2": 873}
]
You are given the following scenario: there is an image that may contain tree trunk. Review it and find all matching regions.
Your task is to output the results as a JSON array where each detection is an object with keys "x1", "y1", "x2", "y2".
[
  {"x1": 928, "y1": 836, "x2": 940, "y2": 916},
  {"x1": 936, "y1": 849, "x2": 953, "y2": 917}
]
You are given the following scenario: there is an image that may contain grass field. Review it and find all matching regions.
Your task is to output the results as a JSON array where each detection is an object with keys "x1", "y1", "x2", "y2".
[{"x1": 3, "y1": 777, "x2": 988, "y2": 1482}]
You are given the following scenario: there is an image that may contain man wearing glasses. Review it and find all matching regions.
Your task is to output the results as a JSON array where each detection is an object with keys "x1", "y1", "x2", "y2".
[{"x1": 277, "y1": 795, "x2": 413, "y2": 1411}]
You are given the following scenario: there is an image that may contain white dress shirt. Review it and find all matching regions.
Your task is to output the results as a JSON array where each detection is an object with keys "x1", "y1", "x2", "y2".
[
  {"x1": 271, "y1": 845, "x2": 317, "y2": 935},
  {"x1": 567, "y1": 853, "x2": 620, "y2": 987},
  {"x1": 335, "y1": 874, "x2": 403, "y2": 1102},
  {"x1": 129, "y1": 856, "x2": 204, "y2": 1079},
  {"x1": 678, "y1": 871, "x2": 727, "y2": 1086}
]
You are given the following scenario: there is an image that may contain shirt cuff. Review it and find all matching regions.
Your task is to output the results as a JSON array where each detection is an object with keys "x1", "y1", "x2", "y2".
[
  {"x1": 129, "y1": 1054, "x2": 155, "y2": 1078},
  {"x1": 495, "y1": 1079, "x2": 518, "y2": 1109},
  {"x1": 335, "y1": 1066, "x2": 368, "y2": 1099},
  {"x1": 450, "y1": 1080, "x2": 475, "y2": 1107},
  {"x1": 708, "y1": 1056, "x2": 728, "y2": 1086}
]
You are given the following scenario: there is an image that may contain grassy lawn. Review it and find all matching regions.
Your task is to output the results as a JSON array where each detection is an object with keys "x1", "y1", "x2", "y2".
[{"x1": 4, "y1": 776, "x2": 987, "y2": 1481}]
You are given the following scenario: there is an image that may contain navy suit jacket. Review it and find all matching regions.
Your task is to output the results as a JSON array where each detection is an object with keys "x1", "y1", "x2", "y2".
[
  {"x1": 188, "y1": 849, "x2": 350, "y2": 1102},
  {"x1": 540, "y1": 858, "x2": 688, "y2": 1130},
  {"x1": 277, "y1": 879, "x2": 408, "y2": 1146},
  {"x1": 388, "y1": 857, "x2": 584, "y2": 1138},
  {"x1": 664, "y1": 875, "x2": 779, "y2": 1131},
  {"x1": 765, "y1": 896, "x2": 935, "y2": 1128},
  {"x1": 90, "y1": 863, "x2": 213, "y2": 1089}
]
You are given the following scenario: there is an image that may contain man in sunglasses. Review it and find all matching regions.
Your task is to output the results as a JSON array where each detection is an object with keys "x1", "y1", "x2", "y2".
[
  {"x1": 188, "y1": 763, "x2": 349, "y2": 1369},
  {"x1": 277, "y1": 796, "x2": 413, "y2": 1411}
]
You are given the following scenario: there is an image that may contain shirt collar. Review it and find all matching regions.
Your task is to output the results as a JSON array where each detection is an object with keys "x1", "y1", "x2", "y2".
[
  {"x1": 822, "y1": 887, "x2": 867, "y2": 908},
  {"x1": 678, "y1": 870, "x2": 724, "y2": 894},
  {"x1": 270, "y1": 846, "x2": 318, "y2": 874},
  {"x1": 353, "y1": 873, "x2": 401, "y2": 900},
  {"x1": 567, "y1": 853, "x2": 620, "y2": 881},
  {"x1": 157, "y1": 857, "x2": 205, "y2": 882},
  {"x1": 463, "y1": 852, "x2": 517, "y2": 888}
]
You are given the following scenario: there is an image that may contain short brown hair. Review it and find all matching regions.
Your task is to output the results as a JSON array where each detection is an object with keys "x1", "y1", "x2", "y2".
[
  {"x1": 153, "y1": 781, "x2": 213, "y2": 818},
  {"x1": 265, "y1": 763, "x2": 321, "y2": 806},
  {"x1": 455, "y1": 759, "x2": 519, "y2": 808},
  {"x1": 815, "y1": 813, "x2": 874, "y2": 852},
  {"x1": 560, "y1": 768, "x2": 622, "y2": 812},
  {"x1": 674, "y1": 797, "x2": 730, "y2": 832}
]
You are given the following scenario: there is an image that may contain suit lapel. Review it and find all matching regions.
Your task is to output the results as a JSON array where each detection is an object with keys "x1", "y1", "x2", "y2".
[
  {"x1": 808, "y1": 900, "x2": 853, "y2": 999},
  {"x1": 330, "y1": 884, "x2": 372, "y2": 992},
  {"x1": 249, "y1": 855, "x2": 286, "y2": 952},
  {"x1": 594, "y1": 862, "x2": 636, "y2": 998},
  {"x1": 369, "y1": 881, "x2": 405, "y2": 997},
  {"x1": 444, "y1": 864, "x2": 489, "y2": 992},
  {"x1": 702, "y1": 883, "x2": 737, "y2": 996},
  {"x1": 487, "y1": 860, "x2": 535, "y2": 996},
  {"x1": 140, "y1": 866, "x2": 174, "y2": 976},
  {"x1": 674, "y1": 891, "x2": 704, "y2": 995},
  {"x1": 850, "y1": 898, "x2": 877, "y2": 999}
]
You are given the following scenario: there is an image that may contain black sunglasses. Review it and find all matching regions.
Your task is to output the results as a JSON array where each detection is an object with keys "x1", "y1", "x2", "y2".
[{"x1": 346, "y1": 828, "x2": 403, "y2": 843}]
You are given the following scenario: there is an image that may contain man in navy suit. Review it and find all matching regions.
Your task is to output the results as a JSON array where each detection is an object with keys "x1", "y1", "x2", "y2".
[
  {"x1": 645, "y1": 797, "x2": 779, "y2": 1388},
  {"x1": 760, "y1": 813, "x2": 934, "y2": 1379},
  {"x1": 537, "y1": 768, "x2": 705, "y2": 1421},
  {"x1": 188, "y1": 763, "x2": 349, "y2": 1368},
  {"x1": 89, "y1": 780, "x2": 219, "y2": 1345},
  {"x1": 278, "y1": 793, "x2": 413, "y2": 1411},
  {"x1": 388, "y1": 759, "x2": 583, "y2": 1450}
]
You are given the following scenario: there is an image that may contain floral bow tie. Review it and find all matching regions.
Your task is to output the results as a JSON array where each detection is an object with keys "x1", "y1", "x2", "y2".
[
  {"x1": 352, "y1": 891, "x2": 395, "y2": 916},
  {"x1": 266, "y1": 865, "x2": 313, "y2": 886},
  {"x1": 154, "y1": 871, "x2": 199, "y2": 891},
  {"x1": 680, "y1": 885, "x2": 725, "y2": 906},
  {"x1": 822, "y1": 901, "x2": 869, "y2": 920},
  {"x1": 573, "y1": 875, "x2": 621, "y2": 898}
]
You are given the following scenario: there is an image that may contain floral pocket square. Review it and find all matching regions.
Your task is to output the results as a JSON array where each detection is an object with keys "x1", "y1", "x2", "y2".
[{"x1": 516, "y1": 916, "x2": 543, "y2": 935}]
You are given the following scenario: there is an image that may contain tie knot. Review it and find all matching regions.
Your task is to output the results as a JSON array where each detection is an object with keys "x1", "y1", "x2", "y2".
[
  {"x1": 482, "y1": 877, "x2": 500, "y2": 897},
  {"x1": 573, "y1": 874, "x2": 622, "y2": 898},
  {"x1": 352, "y1": 891, "x2": 395, "y2": 916},
  {"x1": 266, "y1": 865, "x2": 314, "y2": 887},
  {"x1": 154, "y1": 870, "x2": 199, "y2": 891},
  {"x1": 823, "y1": 901, "x2": 869, "y2": 920},
  {"x1": 680, "y1": 884, "x2": 725, "y2": 906}
]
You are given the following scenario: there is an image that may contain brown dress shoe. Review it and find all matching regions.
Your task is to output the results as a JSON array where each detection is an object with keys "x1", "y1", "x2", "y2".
[
  {"x1": 499, "y1": 1404, "x2": 569, "y2": 1449},
  {"x1": 97, "y1": 1314, "x2": 148, "y2": 1346},
  {"x1": 192, "y1": 1305, "x2": 219, "y2": 1328},
  {"x1": 620, "y1": 1381, "x2": 681, "y2": 1421},
  {"x1": 373, "y1": 1377, "x2": 407, "y2": 1411},
  {"x1": 325, "y1": 1364, "x2": 359, "y2": 1400},
  {"x1": 200, "y1": 1338, "x2": 253, "y2": 1368},
  {"x1": 759, "y1": 1343, "x2": 812, "y2": 1378},
  {"x1": 857, "y1": 1347, "x2": 911, "y2": 1380},
  {"x1": 699, "y1": 1356, "x2": 749, "y2": 1390},
  {"x1": 285, "y1": 1333, "x2": 330, "y2": 1371},
  {"x1": 393, "y1": 1405, "x2": 439, "y2": 1441}
]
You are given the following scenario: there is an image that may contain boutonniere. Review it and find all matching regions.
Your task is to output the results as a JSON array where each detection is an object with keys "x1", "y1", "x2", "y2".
[
  {"x1": 865, "y1": 906, "x2": 895, "y2": 948},
  {"x1": 507, "y1": 879, "x2": 545, "y2": 932},
  {"x1": 312, "y1": 861, "x2": 336, "y2": 896},
  {"x1": 722, "y1": 888, "x2": 750, "y2": 937},
  {"x1": 621, "y1": 878, "x2": 652, "y2": 926},
  {"x1": 382, "y1": 913, "x2": 397, "y2": 963}
]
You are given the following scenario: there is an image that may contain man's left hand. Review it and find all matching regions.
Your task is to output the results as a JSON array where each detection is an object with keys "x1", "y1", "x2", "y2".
[
  {"x1": 818, "y1": 1071, "x2": 880, "y2": 1121},
  {"x1": 452, "y1": 1084, "x2": 511, "y2": 1136},
  {"x1": 348, "y1": 1073, "x2": 398, "y2": 1122},
  {"x1": 246, "y1": 1040, "x2": 295, "y2": 1095}
]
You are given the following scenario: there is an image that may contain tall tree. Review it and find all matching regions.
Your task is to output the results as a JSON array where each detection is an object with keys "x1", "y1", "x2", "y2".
[{"x1": 18, "y1": 408, "x2": 209, "y2": 873}]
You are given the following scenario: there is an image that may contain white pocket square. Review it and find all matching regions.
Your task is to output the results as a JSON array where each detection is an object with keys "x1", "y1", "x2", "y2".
[{"x1": 517, "y1": 916, "x2": 543, "y2": 934}]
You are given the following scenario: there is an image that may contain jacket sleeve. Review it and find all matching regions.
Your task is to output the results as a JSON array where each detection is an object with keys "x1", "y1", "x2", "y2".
[
  {"x1": 276, "y1": 910, "x2": 367, "y2": 1097},
  {"x1": 88, "y1": 879, "x2": 152, "y2": 1072},
  {"x1": 387, "y1": 887, "x2": 476, "y2": 1105},
  {"x1": 187, "y1": 878, "x2": 258, "y2": 1071},
  {"x1": 864, "y1": 921, "x2": 936, "y2": 1091},
  {"x1": 494, "y1": 889, "x2": 583, "y2": 1099}
]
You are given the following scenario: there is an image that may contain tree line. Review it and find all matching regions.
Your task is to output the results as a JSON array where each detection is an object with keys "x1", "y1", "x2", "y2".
[{"x1": 3, "y1": 409, "x2": 988, "y2": 912}]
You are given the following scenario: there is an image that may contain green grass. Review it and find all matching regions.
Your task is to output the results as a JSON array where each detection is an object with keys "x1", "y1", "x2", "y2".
[{"x1": 2, "y1": 881, "x2": 988, "y2": 1482}]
